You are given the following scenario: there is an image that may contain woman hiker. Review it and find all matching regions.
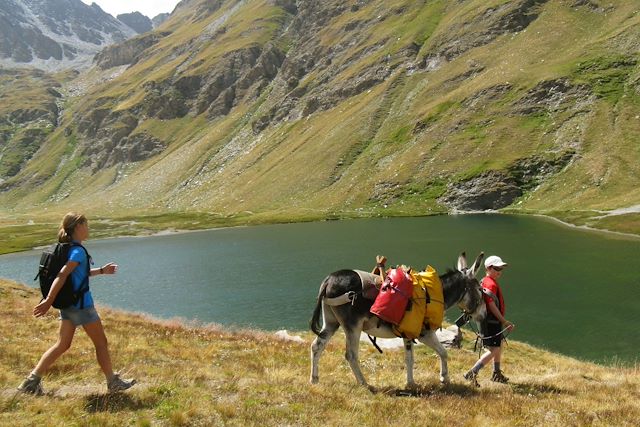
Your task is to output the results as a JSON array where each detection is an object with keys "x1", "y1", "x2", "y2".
[
  {"x1": 463, "y1": 255, "x2": 514, "y2": 387},
  {"x1": 17, "y1": 212, "x2": 136, "y2": 395}
]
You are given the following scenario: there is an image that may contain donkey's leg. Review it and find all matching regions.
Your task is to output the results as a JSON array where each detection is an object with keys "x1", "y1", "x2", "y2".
[
  {"x1": 343, "y1": 322, "x2": 369, "y2": 388},
  {"x1": 310, "y1": 308, "x2": 340, "y2": 384},
  {"x1": 420, "y1": 330, "x2": 450, "y2": 384},
  {"x1": 404, "y1": 339, "x2": 417, "y2": 388}
]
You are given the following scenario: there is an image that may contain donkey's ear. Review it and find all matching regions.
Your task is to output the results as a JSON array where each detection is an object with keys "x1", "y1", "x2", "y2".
[
  {"x1": 470, "y1": 252, "x2": 485, "y2": 277},
  {"x1": 457, "y1": 252, "x2": 467, "y2": 271}
]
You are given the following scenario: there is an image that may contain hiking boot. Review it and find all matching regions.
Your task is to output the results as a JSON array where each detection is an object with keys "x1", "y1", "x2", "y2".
[
  {"x1": 463, "y1": 370, "x2": 480, "y2": 388},
  {"x1": 108, "y1": 373, "x2": 136, "y2": 393},
  {"x1": 17, "y1": 374, "x2": 44, "y2": 396},
  {"x1": 491, "y1": 370, "x2": 509, "y2": 384}
]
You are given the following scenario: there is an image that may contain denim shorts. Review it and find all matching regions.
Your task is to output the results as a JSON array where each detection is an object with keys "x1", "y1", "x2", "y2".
[{"x1": 59, "y1": 306, "x2": 100, "y2": 326}]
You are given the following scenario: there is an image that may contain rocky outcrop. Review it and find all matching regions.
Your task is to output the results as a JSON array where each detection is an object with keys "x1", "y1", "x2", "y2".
[
  {"x1": 462, "y1": 84, "x2": 513, "y2": 110},
  {"x1": 94, "y1": 32, "x2": 170, "y2": 69},
  {"x1": 152, "y1": 13, "x2": 170, "y2": 28},
  {"x1": 368, "y1": 181, "x2": 404, "y2": 206},
  {"x1": 438, "y1": 153, "x2": 575, "y2": 211},
  {"x1": 110, "y1": 43, "x2": 287, "y2": 121},
  {"x1": 117, "y1": 12, "x2": 153, "y2": 34},
  {"x1": 570, "y1": 0, "x2": 613, "y2": 13},
  {"x1": 82, "y1": 130, "x2": 166, "y2": 170},
  {"x1": 7, "y1": 105, "x2": 57, "y2": 124},
  {"x1": 196, "y1": 44, "x2": 285, "y2": 119},
  {"x1": 430, "y1": 0, "x2": 549, "y2": 61},
  {"x1": 508, "y1": 152, "x2": 576, "y2": 191},
  {"x1": 438, "y1": 171, "x2": 522, "y2": 211},
  {"x1": 511, "y1": 79, "x2": 592, "y2": 115},
  {"x1": 76, "y1": 108, "x2": 165, "y2": 170}
]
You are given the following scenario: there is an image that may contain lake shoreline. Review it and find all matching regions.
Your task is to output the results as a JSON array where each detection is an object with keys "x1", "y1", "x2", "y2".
[
  {"x1": 523, "y1": 212, "x2": 640, "y2": 240},
  {"x1": 447, "y1": 209, "x2": 640, "y2": 240},
  {"x1": 91, "y1": 211, "x2": 640, "y2": 246},
  {"x1": 1, "y1": 209, "x2": 639, "y2": 256}
]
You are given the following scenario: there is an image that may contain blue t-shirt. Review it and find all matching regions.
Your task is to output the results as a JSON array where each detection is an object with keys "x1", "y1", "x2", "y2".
[{"x1": 68, "y1": 243, "x2": 94, "y2": 309}]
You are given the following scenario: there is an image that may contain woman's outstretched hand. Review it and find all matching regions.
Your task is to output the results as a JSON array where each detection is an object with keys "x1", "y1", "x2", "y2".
[{"x1": 101, "y1": 262, "x2": 118, "y2": 274}]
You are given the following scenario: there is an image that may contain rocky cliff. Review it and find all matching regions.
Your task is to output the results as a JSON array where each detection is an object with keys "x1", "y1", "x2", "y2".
[
  {"x1": 117, "y1": 12, "x2": 153, "y2": 34},
  {"x1": 1, "y1": 0, "x2": 639, "y2": 219},
  {"x1": 151, "y1": 13, "x2": 171, "y2": 28},
  {"x1": 0, "y1": 0, "x2": 136, "y2": 71}
]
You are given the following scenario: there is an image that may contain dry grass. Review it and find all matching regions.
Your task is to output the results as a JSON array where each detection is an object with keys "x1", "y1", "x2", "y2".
[{"x1": 1, "y1": 279, "x2": 638, "y2": 426}]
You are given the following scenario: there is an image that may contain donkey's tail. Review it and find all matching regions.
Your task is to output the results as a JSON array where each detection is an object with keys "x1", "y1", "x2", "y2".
[{"x1": 310, "y1": 277, "x2": 329, "y2": 336}]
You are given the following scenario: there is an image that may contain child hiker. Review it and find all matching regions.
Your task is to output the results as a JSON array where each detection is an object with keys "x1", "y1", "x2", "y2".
[
  {"x1": 18, "y1": 212, "x2": 136, "y2": 395},
  {"x1": 464, "y1": 255, "x2": 514, "y2": 387}
]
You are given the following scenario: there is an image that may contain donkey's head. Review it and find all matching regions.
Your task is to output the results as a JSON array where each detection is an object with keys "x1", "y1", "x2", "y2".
[{"x1": 455, "y1": 252, "x2": 487, "y2": 322}]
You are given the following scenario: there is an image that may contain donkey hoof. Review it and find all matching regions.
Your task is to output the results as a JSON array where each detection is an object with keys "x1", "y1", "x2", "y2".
[
  {"x1": 440, "y1": 376, "x2": 450, "y2": 385},
  {"x1": 406, "y1": 381, "x2": 418, "y2": 390},
  {"x1": 310, "y1": 376, "x2": 319, "y2": 384},
  {"x1": 366, "y1": 384, "x2": 377, "y2": 393}
]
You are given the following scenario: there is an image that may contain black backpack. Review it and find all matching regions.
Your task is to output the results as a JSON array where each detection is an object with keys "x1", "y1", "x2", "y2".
[{"x1": 35, "y1": 242, "x2": 91, "y2": 309}]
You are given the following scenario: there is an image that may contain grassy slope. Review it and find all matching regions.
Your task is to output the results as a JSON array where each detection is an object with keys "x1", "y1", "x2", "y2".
[
  {"x1": 0, "y1": 70, "x2": 71, "y2": 178},
  {"x1": 0, "y1": 0, "x2": 639, "y2": 238},
  {"x1": 1, "y1": 279, "x2": 639, "y2": 426}
]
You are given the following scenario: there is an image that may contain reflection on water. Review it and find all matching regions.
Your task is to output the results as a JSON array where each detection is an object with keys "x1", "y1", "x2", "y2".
[{"x1": 1, "y1": 214, "x2": 638, "y2": 365}]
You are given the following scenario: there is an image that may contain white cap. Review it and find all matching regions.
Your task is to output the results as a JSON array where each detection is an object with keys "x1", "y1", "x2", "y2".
[{"x1": 485, "y1": 255, "x2": 507, "y2": 269}]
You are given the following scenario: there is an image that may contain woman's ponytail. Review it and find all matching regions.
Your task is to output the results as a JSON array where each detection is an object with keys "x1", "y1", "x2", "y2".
[
  {"x1": 57, "y1": 227, "x2": 71, "y2": 243},
  {"x1": 58, "y1": 212, "x2": 87, "y2": 243}
]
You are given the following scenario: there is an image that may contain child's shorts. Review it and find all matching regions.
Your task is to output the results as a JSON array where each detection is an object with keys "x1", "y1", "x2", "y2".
[
  {"x1": 481, "y1": 318, "x2": 505, "y2": 347},
  {"x1": 59, "y1": 306, "x2": 100, "y2": 326}
]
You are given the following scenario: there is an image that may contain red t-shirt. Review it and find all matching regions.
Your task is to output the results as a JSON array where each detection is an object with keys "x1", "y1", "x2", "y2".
[{"x1": 482, "y1": 276, "x2": 505, "y2": 316}]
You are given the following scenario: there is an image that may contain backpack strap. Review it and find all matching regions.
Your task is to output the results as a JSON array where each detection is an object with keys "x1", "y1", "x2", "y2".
[
  {"x1": 70, "y1": 243, "x2": 92, "y2": 309},
  {"x1": 482, "y1": 288, "x2": 500, "y2": 311}
]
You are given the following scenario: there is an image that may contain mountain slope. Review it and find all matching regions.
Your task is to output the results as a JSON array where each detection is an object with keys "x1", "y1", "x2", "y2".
[{"x1": 0, "y1": 0, "x2": 639, "y2": 229}]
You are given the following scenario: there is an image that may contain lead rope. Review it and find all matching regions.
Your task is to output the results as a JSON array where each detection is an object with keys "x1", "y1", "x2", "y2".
[{"x1": 469, "y1": 321, "x2": 512, "y2": 357}]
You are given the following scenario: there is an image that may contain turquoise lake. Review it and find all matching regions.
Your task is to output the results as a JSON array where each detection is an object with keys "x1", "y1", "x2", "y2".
[{"x1": 1, "y1": 214, "x2": 638, "y2": 365}]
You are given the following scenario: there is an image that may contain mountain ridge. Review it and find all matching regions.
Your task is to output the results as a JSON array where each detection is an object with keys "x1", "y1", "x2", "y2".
[
  {"x1": 117, "y1": 11, "x2": 153, "y2": 34},
  {"x1": 0, "y1": 0, "x2": 138, "y2": 71}
]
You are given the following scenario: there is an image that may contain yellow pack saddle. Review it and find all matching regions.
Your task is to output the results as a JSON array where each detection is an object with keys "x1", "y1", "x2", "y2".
[{"x1": 393, "y1": 265, "x2": 444, "y2": 339}]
